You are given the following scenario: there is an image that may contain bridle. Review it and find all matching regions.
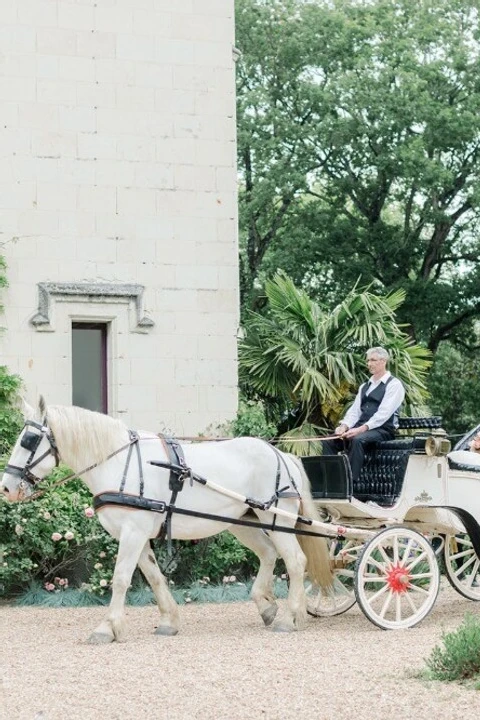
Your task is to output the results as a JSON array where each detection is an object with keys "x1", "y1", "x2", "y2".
[{"x1": 4, "y1": 419, "x2": 60, "y2": 489}]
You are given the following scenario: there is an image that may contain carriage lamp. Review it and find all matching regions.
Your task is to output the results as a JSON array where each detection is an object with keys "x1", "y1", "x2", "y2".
[{"x1": 425, "y1": 428, "x2": 451, "y2": 457}]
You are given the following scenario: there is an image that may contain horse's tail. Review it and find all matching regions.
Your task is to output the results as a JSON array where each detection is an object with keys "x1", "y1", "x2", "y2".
[{"x1": 290, "y1": 455, "x2": 334, "y2": 591}]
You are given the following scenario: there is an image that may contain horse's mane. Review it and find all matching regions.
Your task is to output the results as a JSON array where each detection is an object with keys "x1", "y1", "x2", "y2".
[{"x1": 46, "y1": 405, "x2": 129, "y2": 468}]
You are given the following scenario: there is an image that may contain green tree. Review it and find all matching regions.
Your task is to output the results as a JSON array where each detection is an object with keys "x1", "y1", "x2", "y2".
[
  {"x1": 427, "y1": 342, "x2": 480, "y2": 436},
  {"x1": 236, "y1": 0, "x2": 480, "y2": 350},
  {"x1": 239, "y1": 272, "x2": 431, "y2": 452}
]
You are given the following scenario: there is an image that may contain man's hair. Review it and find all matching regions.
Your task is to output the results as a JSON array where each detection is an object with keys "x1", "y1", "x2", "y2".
[{"x1": 366, "y1": 346, "x2": 390, "y2": 362}]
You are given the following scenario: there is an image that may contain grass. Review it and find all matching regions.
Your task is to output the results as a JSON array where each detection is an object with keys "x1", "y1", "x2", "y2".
[{"x1": 8, "y1": 578, "x2": 289, "y2": 608}]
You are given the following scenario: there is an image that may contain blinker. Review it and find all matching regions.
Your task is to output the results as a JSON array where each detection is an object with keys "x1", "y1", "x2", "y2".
[{"x1": 20, "y1": 431, "x2": 43, "y2": 453}]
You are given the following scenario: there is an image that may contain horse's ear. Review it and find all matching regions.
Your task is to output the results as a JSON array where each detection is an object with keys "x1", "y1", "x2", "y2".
[
  {"x1": 38, "y1": 395, "x2": 47, "y2": 418},
  {"x1": 21, "y1": 397, "x2": 35, "y2": 420}
]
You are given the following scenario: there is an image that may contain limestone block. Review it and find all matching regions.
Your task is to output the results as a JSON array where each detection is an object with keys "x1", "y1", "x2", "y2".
[
  {"x1": 0, "y1": 77, "x2": 36, "y2": 103},
  {"x1": 77, "y1": 133, "x2": 117, "y2": 160},
  {"x1": 155, "y1": 289, "x2": 198, "y2": 312},
  {"x1": 116, "y1": 33, "x2": 155, "y2": 62},
  {"x1": 59, "y1": 106, "x2": 96, "y2": 133},
  {"x1": 95, "y1": 160, "x2": 135, "y2": 187},
  {"x1": 116, "y1": 135, "x2": 155, "y2": 162},
  {"x1": 76, "y1": 82, "x2": 116, "y2": 108},
  {"x1": 193, "y1": 41, "x2": 233, "y2": 68},
  {"x1": 95, "y1": 6, "x2": 134, "y2": 33},
  {"x1": 37, "y1": 79, "x2": 77, "y2": 106},
  {"x1": 35, "y1": 56, "x2": 59, "y2": 80},
  {"x1": 58, "y1": 3, "x2": 95, "y2": 30},
  {"x1": 116, "y1": 187, "x2": 156, "y2": 215},
  {"x1": 77, "y1": 185, "x2": 117, "y2": 213},
  {"x1": 58, "y1": 211, "x2": 95, "y2": 237},
  {"x1": 115, "y1": 85, "x2": 155, "y2": 111},
  {"x1": 133, "y1": 10, "x2": 172, "y2": 37},
  {"x1": 95, "y1": 58, "x2": 136, "y2": 86},
  {"x1": 198, "y1": 384, "x2": 238, "y2": 413},
  {"x1": 156, "y1": 137, "x2": 196, "y2": 164},
  {"x1": 134, "y1": 162, "x2": 174, "y2": 190},
  {"x1": 59, "y1": 158, "x2": 96, "y2": 186},
  {"x1": 154, "y1": 88, "x2": 195, "y2": 114},
  {"x1": 0, "y1": 181, "x2": 36, "y2": 211},
  {"x1": 76, "y1": 30, "x2": 116, "y2": 58},
  {"x1": 196, "y1": 289, "x2": 238, "y2": 313},
  {"x1": 74, "y1": 235, "x2": 117, "y2": 262},
  {"x1": 0, "y1": 26, "x2": 35, "y2": 55},
  {"x1": 36, "y1": 29, "x2": 78, "y2": 56},
  {"x1": 195, "y1": 140, "x2": 235, "y2": 167},
  {"x1": 174, "y1": 264, "x2": 218, "y2": 291},
  {"x1": 173, "y1": 216, "x2": 216, "y2": 244},
  {"x1": 133, "y1": 357, "x2": 176, "y2": 385},
  {"x1": 198, "y1": 334, "x2": 237, "y2": 360},
  {"x1": 153, "y1": 334, "x2": 198, "y2": 360},
  {"x1": 155, "y1": 39, "x2": 195, "y2": 66},
  {"x1": 18, "y1": 0, "x2": 59, "y2": 28},
  {"x1": 18, "y1": 210, "x2": 59, "y2": 236},
  {"x1": 32, "y1": 131, "x2": 76, "y2": 159},
  {"x1": 19, "y1": 103, "x2": 59, "y2": 132},
  {"x1": 174, "y1": 14, "x2": 233, "y2": 43},
  {"x1": 0, "y1": 54, "x2": 37, "y2": 79},
  {"x1": 57, "y1": 57, "x2": 96, "y2": 83}
]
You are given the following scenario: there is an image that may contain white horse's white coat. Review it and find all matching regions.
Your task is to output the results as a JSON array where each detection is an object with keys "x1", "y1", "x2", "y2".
[{"x1": 1, "y1": 400, "x2": 333, "y2": 642}]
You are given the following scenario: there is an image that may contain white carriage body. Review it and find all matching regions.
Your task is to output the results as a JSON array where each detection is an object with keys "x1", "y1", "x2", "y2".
[{"x1": 314, "y1": 452, "x2": 480, "y2": 536}]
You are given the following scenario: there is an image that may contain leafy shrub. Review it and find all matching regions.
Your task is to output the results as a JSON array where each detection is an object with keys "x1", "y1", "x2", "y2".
[
  {"x1": 426, "y1": 614, "x2": 480, "y2": 681},
  {"x1": 229, "y1": 398, "x2": 277, "y2": 439}
]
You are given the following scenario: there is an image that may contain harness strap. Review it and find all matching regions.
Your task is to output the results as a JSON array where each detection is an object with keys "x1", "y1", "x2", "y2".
[
  {"x1": 119, "y1": 431, "x2": 137, "y2": 493},
  {"x1": 92, "y1": 491, "x2": 333, "y2": 540},
  {"x1": 156, "y1": 435, "x2": 190, "y2": 553}
]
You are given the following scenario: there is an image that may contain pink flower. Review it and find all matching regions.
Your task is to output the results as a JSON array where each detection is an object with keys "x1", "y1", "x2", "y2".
[
  {"x1": 54, "y1": 577, "x2": 61, "y2": 584},
  {"x1": 44, "y1": 582, "x2": 55, "y2": 592},
  {"x1": 99, "y1": 579, "x2": 108, "y2": 587},
  {"x1": 51, "y1": 532, "x2": 62, "y2": 542},
  {"x1": 64, "y1": 531, "x2": 74, "y2": 541},
  {"x1": 58, "y1": 578, "x2": 66, "y2": 586},
  {"x1": 84, "y1": 507, "x2": 94, "y2": 518}
]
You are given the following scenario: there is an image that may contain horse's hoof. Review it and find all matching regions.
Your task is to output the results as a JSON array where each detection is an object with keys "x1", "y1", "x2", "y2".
[
  {"x1": 261, "y1": 605, "x2": 278, "y2": 626},
  {"x1": 271, "y1": 621, "x2": 294, "y2": 633},
  {"x1": 87, "y1": 632, "x2": 114, "y2": 644},
  {"x1": 154, "y1": 626, "x2": 178, "y2": 636}
]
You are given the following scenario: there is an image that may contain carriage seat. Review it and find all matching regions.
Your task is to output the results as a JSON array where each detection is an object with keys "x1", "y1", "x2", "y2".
[
  {"x1": 353, "y1": 416, "x2": 441, "y2": 506},
  {"x1": 447, "y1": 450, "x2": 480, "y2": 474}
]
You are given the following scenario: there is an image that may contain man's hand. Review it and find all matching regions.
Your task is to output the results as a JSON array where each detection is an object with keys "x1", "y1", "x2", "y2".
[
  {"x1": 334, "y1": 423, "x2": 348, "y2": 436},
  {"x1": 343, "y1": 424, "x2": 368, "y2": 439}
]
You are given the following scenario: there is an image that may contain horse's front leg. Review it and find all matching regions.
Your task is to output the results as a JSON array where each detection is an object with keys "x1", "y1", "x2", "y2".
[
  {"x1": 88, "y1": 527, "x2": 147, "y2": 644},
  {"x1": 137, "y1": 541, "x2": 180, "y2": 636}
]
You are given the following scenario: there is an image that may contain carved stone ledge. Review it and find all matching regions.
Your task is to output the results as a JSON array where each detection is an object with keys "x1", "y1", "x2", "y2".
[{"x1": 31, "y1": 282, "x2": 154, "y2": 333}]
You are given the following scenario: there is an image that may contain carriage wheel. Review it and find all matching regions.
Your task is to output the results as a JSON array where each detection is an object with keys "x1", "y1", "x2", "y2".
[
  {"x1": 306, "y1": 539, "x2": 362, "y2": 617},
  {"x1": 354, "y1": 526, "x2": 440, "y2": 630},
  {"x1": 443, "y1": 533, "x2": 480, "y2": 601}
]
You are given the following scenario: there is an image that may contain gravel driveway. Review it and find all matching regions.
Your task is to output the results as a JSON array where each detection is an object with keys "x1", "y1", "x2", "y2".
[{"x1": 2, "y1": 580, "x2": 479, "y2": 720}]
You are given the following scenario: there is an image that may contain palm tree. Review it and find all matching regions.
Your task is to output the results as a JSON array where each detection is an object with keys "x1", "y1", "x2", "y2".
[{"x1": 239, "y1": 271, "x2": 431, "y2": 454}]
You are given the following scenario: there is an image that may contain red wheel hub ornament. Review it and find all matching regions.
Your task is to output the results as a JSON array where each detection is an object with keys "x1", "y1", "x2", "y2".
[{"x1": 386, "y1": 564, "x2": 411, "y2": 593}]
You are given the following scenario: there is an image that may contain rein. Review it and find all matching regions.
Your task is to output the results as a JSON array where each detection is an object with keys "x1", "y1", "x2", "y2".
[{"x1": 26, "y1": 439, "x2": 140, "y2": 501}]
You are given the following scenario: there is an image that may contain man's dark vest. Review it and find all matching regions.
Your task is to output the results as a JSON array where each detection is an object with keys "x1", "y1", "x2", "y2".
[{"x1": 356, "y1": 376, "x2": 399, "y2": 432}]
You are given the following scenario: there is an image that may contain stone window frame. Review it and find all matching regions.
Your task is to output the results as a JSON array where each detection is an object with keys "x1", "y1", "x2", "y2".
[{"x1": 30, "y1": 282, "x2": 154, "y2": 333}]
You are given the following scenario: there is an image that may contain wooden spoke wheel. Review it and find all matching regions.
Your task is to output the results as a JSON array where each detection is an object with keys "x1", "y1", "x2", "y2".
[
  {"x1": 443, "y1": 533, "x2": 480, "y2": 601},
  {"x1": 306, "y1": 539, "x2": 362, "y2": 617},
  {"x1": 354, "y1": 526, "x2": 440, "y2": 630}
]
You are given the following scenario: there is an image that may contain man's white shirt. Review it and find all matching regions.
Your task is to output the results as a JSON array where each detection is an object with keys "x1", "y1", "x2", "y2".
[{"x1": 342, "y1": 371, "x2": 405, "y2": 431}]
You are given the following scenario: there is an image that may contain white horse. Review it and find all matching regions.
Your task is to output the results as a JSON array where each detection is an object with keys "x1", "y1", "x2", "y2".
[{"x1": 1, "y1": 398, "x2": 333, "y2": 643}]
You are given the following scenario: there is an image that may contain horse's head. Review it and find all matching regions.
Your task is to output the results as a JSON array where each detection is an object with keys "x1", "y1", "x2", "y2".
[{"x1": 1, "y1": 396, "x2": 60, "y2": 502}]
